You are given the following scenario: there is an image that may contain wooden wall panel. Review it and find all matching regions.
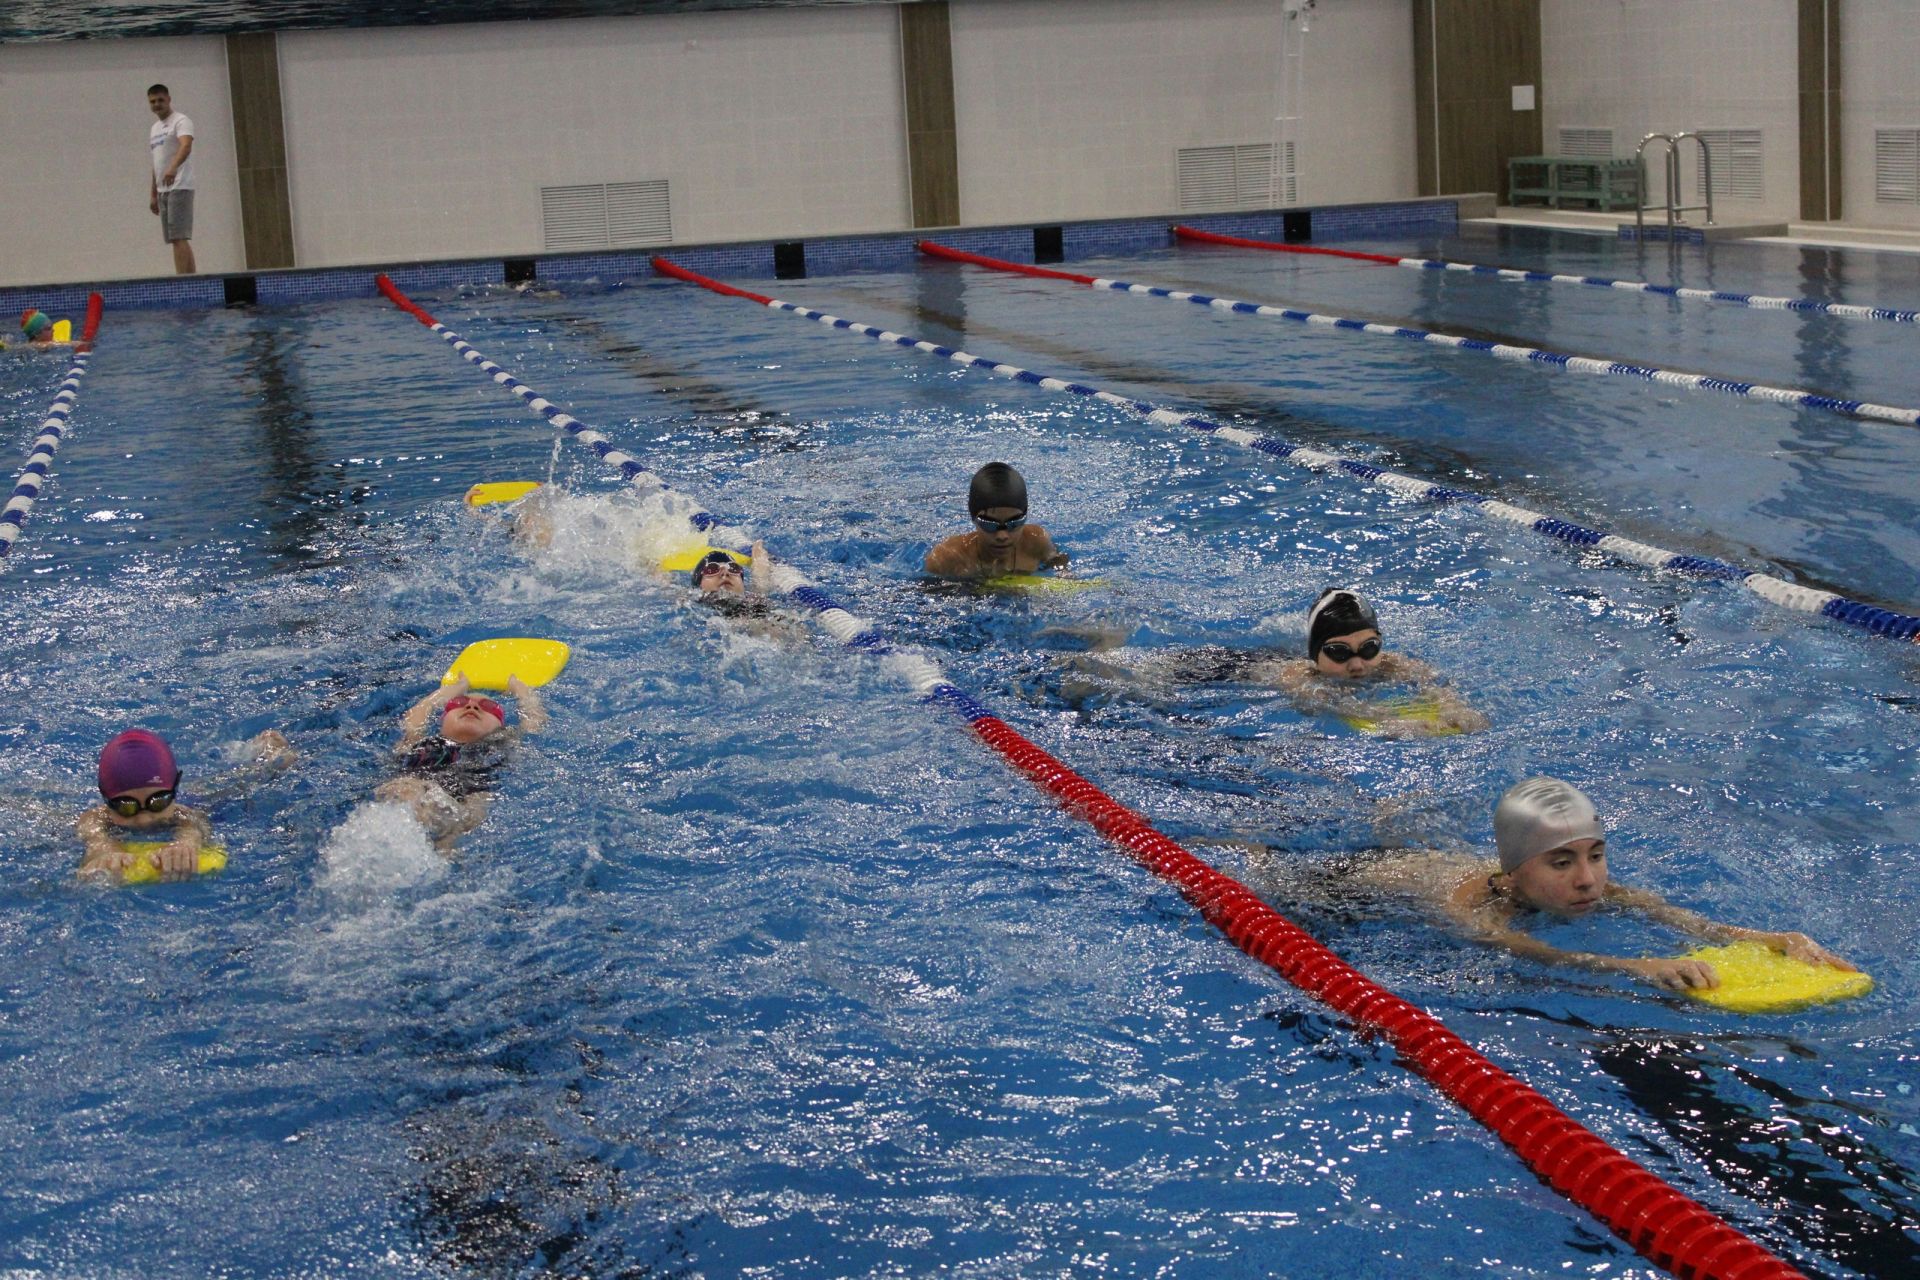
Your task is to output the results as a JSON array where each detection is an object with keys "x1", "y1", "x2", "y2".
[
  {"x1": 1413, "y1": 0, "x2": 1541, "y2": 198},
  {"x1": 900, "y1": 1, "x2": 959, "y2": 229},
  {"x1": 1798, "y1": 0, "x2": 1841, "y2": 221},
  {"x1": 225, "y1": 32, "x2": 295, "y2": 270}
]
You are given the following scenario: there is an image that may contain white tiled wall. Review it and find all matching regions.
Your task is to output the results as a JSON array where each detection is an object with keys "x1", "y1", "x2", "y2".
[
  {"x1": 1541, "y1": 0, "x2": 1799, "y2": 219},
  {"x1": 950, "y1": 0, "x2": 1416, "y2": 225},
  {"x1": 1842, "y1": 0, "x2": 1920, "y2": 230},
  {"x1": 278, "y1": 8, "x2": 910, "y2": 267},
  {"x1": 0, "y1": 36, "x2": 244, "y2": 287}
]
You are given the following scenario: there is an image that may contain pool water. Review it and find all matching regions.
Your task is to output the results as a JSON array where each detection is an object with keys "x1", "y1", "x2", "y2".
[{"x1": 1, "y1": 225, "x2": 1916, "y2": 1278}]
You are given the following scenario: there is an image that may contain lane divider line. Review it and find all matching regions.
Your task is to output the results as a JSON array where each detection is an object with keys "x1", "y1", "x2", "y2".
[
  {"x1": 656, "y1": 254, "x2": 1920, "y2": 644},
  {"x1": 1172, "y1": 224, "x2": 1920, "y2": 324},
  {"x1": 914, "y1": 240, "x2": 1918, "y2": 429},
  {"x1": 391, "y1": 263, "x2": 1814, "y2": 1280},
  {"x1": 0, "y1": 294, "x2": 106, "y2": 565}
]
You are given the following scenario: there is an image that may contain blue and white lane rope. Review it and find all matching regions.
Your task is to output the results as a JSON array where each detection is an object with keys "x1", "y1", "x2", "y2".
[
  {"x1": 1, "y1": 361, "x2": 94, "y2": 563},
  {"x1": 1172, "y1": 225, "x2": 1920, "y2": 324},
  {"x1": 652, "y1": 256, "x2": 1920, "y2": 644},
  {"x1": 918, "y1": 241, "x2": 1920, "y2": 430}
]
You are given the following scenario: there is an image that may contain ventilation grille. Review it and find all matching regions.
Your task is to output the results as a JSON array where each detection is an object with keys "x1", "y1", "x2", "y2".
[
  {"x1": 540, "y1": 180, "x2": 672, "y2": 252},
  {"x1": 1692, "y1": 129, "x2": 1763, "y2": 201},
  {"x1": 1557, "y1": 127, "x2": 1614, "y2": 158},
  {"x1": 1178, "y1": 144, "x2": 1275, "y2": 212},
  {"x1": 1280, "y1": 140, "x2": 1297, "y2": 205},
  {"x1": 1874, "y1": 129, "x2": 1920, "y2": 203}
]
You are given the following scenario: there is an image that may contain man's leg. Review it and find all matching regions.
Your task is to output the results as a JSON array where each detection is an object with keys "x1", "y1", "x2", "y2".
[{"x1": 172, "y1": 239, "x2": 196, "y2": 274}]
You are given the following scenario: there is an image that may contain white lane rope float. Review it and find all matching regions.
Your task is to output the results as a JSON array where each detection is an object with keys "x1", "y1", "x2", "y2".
[
  {"x1": 651, "y1": 256, "x2": 1920, "y2": 644},
  {"x1": 915, "y1": 240, "x2": 1920, "y2": 430},
  {"x1": 1, "y1": 294, "x2": 106, "y2": 565},
  {"x1": 1172, "y1": 224, "x2": 1920, "y2": 324}
]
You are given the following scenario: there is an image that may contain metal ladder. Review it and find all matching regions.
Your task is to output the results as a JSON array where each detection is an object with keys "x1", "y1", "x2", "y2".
[{"x1": 1635, "y1": 132, "x2": 1716, "y2": 236}]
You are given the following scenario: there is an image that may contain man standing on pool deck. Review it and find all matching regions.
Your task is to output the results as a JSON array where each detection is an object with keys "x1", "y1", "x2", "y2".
[
  {"x1": 146, "y1": 84, "x2": 196, "y2": 275},
  {"x1": 924, "y1": 462, "x2": 1070, "y2": 579}
]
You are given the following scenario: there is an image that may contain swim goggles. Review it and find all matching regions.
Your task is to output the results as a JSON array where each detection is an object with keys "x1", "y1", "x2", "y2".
[
  {"x1": 445, "y1": 694, "x2": 506, "y2": 722},
  {"x1": 1318, "y1": 638, "x2": 1382, "y2": 663},
  {"x1": 691, "y1": 551, "x2": 744, "y2": 586},
  {"x1": 105, "y1": 773, "x2": 182, "y2": 817},
  {"x1": 971, "y1": 513, "x2": 1028, "y2": 534}
]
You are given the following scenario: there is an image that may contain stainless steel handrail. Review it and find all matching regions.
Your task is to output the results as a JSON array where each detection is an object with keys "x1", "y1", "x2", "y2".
[{"x1": 1636, "y1": 132, "x2": 1716, "y2": 235}]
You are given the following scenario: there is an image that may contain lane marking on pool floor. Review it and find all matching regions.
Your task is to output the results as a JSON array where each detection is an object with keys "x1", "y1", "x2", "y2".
[
  {"x1": 914, "y1": 240, "x2": 1919, "y2": 430},
  {"x1": 0, "y1": 294, "x2": 106, "y2": 566},
  {"x1": 1172, "y1": 224, "x2": 1920, "y2": 324},
  {"x1": 376, "y1": 272, "x2": 1807, "y2": 1280},
  {"x1": 653, "y1": 253, "x2": 1920, "y2": 646}
]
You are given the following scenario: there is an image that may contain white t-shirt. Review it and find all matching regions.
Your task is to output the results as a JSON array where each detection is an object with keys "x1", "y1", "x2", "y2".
[{"x1": 149, "y1": 111, "x2": 195, "y2": 191}]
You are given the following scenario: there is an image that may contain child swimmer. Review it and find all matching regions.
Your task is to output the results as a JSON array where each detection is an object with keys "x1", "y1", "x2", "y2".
[
  {"x1": 78, "y1": 728, "x2": 293, "y2": 882},
  {"x1": 923, "y1": 462, "x2": 1070, "y2": 580},
  {"x1": 379, "y1": 673, "x2": 546, "y2": 852}
]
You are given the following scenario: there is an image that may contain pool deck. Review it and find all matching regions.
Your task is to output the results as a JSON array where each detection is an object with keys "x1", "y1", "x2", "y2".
[{"x1": 1476, "y1": 205, "x2": 1920, "y2": 255}]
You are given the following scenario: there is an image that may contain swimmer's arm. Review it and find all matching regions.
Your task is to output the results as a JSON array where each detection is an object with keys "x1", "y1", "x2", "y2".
[
  {"x1": 1607, "y1": 885, "x2": 1857, "y2": 970},
  {"x1": 506, "y1": 675, "x2": 547, "y2": 734},
  {"x1": 77, "y1": 808, "x2": 135, "y2": 878},
  {"x1": 400, "y1": 676, "x2": 466, "y2": 745},
  {"x1": 922, "y1": 535, "x2": 975, "y2": 579},
  {"x1": 1447, "y1": 894, "x2": 1720, "y2": 990},
  {"x1": 153, "y1": 808, "x2": 210, "y2": 880},
  {"x1": 194, "y1": 730, "x2": 298, "y2": 806},
  {"x1": 747, "y1": 539, "x2": 770, "y2": 594},
  {"x1": 1023, "y1": 525, "x2": 1069, "y2": 570}
]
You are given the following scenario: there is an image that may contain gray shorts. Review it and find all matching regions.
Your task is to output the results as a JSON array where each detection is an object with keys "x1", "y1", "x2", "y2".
[{"x1": 158, "y1": 189, "x2": 194, "y2": 243}]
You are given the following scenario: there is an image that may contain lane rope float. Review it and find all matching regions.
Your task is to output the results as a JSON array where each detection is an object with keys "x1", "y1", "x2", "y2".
[
  {"x1": 0, "y1": 293, "x2": 105, "y2": 565},
  {"x1": 654, "y1": 255, "x2": 1920, "y2": 644},
  {"x1": 1172, "y1": 224, "x2": 1920, "y2": 324},
  {"x1": 915, "y1": 240, "x2": 1919, "y2": 429},
  {"x1": 379, "y1": 273, "x2": 1806, "y2": 1280}
]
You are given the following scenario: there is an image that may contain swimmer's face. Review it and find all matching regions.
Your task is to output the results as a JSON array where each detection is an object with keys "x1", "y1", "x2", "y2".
[
  {"x1": 972, "y1": 507, "x2": 1027, "y2": 552},
  {"x1": 695, "y1": 560, "x2": 746, "y2": 594},
  {"x1": 148, "y1": 90, "x2": 172, "y2": 118},
  {"x1": 1313, "y1": 628, "x2": 1384, "y2": 678},
  {"x1": 102, "y1": 784, "x2": 177, "y2": 831},
  {"x1": 441, "y1": 699, "x2": 504, "y2": 744},
  {"x1": 1507, "y1": 837, "x2": 1608, "y2": 916}
]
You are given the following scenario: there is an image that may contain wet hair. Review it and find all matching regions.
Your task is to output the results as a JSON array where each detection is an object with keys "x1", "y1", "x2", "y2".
[
  {"x1": 968, "y1": 462, "x2": 1027, "y2": 516},
  {"x1": 147, "y1": 84, "x2": 170, "y2": 97},
  {"x1": 1494, "y1": 777, "x2": 1605, "y2": 874},
  {"x1": 1306, "y1": 588, "x2": 1381, "y2": 660}
]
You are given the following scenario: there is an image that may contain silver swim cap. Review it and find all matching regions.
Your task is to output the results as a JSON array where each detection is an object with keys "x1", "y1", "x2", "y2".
[{"x1": 1494, "y1": 777, "x2": 1605, "y2": 873}]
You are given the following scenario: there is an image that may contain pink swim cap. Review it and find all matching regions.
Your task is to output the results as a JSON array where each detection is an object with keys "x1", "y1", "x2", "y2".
[{"x1": 97, "y1": 729, "x2": 179, "y2": 797}]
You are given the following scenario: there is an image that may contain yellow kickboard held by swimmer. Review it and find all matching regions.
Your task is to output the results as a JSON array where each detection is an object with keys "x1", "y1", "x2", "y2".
[
  {"x1": 1680, "y1": 942, "x2": 1873, "y2": 1013},
  {"x1": 118, "y1": 843, "x2": 228, "y2": 884},
  {"x1": 442, "y1": 638, "x2": 571, "y2": 690},
  {"x1": 984, "y1": 573, "x2": 1106, "y2": 593},
  {"x1": 464, "y1": 481, "x2": 543, "y2": 508},
  {"x1": 659, "y1": 546, "x2": 749, "y2": 573},
  {"x1": 1339, "y1": 694, "x2": 1465, "y2": 736},
  {"x1": 52, "y1": 319, "x2": 72, "y2": 343}
]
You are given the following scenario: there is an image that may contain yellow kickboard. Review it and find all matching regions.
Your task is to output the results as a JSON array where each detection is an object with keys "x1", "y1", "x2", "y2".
[
  {"x1": 52, "y1": 319, "x2": 73, "y2": 343},
  {"x1": 983, "y1": 573, "x2": 1107, "y2": 593},
  {"x1": 464, "y1": 481, "x2": 543, "y2": 508},
  {"x1": 118, "y1": 843, "x2": 228, "y2": 885},
  {"x1": 1339, "y1": 694, "x2": 1464, "y2": 736},
  {"x1": 1681, "y1": 941, "x2": 1873, "y2": 1013},
  {"x1": 659, "y1": 545, "x2": 750, "y2": 573},
  {"x1": 442, "y1": 638, "x2": 571, "y2": 690}
]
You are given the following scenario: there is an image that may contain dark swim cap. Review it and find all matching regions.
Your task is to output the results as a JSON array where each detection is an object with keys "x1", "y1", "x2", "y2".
[
  {"x1": 1306, "y1": 588, "x2": 1380, "y2": 660},
  {"x1": 98, "y1": 729, "x2": 179, "y2": 797},
  {"x1": 968, "y1": 462, "x2": 1027, "y2": 516},
  {"x1": 690, "y1": 549, "x2": 740, "y2": 587}
]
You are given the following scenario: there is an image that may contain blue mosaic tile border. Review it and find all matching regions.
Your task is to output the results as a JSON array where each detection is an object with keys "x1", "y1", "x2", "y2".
[
  {"x1": 1616, "y1": 224, "x2": 1707, "y2": 245},
  {"x1": 0, "y1": 199, "x2": 1464, "y2": 315}
]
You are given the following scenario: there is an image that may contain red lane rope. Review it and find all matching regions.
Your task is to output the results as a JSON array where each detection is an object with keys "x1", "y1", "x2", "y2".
[
  {"x1": 376, "y1": 274, "x2": 438, "y2": 325},
  {"x1": 648, "y1": 257, "x2": 776, "y2": 305},
  {"x1": 1174, "y1": 223, "x2": 1404, "y2": 265},
  {"x1": 916, "y1": 240, "x2": 1099, "y2": 286}
]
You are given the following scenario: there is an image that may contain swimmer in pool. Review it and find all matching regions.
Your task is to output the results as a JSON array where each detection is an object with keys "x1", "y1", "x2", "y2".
[
  {"x1": 923, "y1": 462, "x2": 1070, "y2": 580},
  {"x1": 1068, "y1": 588, "x2": 1485, "y2": 737},
  {"x1": 2, "y1": 309, "x2": 67, "y2": 352},
  {"x1": 1298, "y1": 777, "x2": 1855, "y2": 991},
  {"x1": 378, "y1": 673, "x2": 546, "y2": 852},
  {"x1": 77, "y1": 727, "x2": 294, "y2": 882}
]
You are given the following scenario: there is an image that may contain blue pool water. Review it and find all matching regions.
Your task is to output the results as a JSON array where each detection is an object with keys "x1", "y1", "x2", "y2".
[{"x1": 2, "y1": 225, "x2": 1917, "y2": 1278}]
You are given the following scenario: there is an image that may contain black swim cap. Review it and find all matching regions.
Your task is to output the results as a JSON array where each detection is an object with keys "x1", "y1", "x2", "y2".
[
  {"x1": 690, "y1": 549, "x2": 739, "y2": 586},
  {"x1": 968, "y1": 462, "x2": 1027, "y2": 516},
  {"x1": 1306, "y1": 588, "x2": 1380, "y2": 660}
]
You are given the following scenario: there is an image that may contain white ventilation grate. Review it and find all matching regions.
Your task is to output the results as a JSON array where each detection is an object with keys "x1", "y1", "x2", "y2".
[
  {"x1": 1280, "y1": 140, "x2": 1297, "y2": 205},
  {"x1": 1692, "y1": 129, "x2": 1763, "y2": 201},
  {"x1": 1874, "y1": 129, "x2": 1920, "y2": 204},
  {"x1": 540, "y1": 180, "x2": 672, "y2": 252},
  {"x1": 1177, "y1": 143, "x2": 1275, "y2": 212},
  {"x1": 1557, "y1": 127, "x2": 1614, "y2": 158}
]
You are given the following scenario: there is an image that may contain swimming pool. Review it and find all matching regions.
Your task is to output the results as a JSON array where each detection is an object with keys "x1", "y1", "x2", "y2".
[{"x1": 2, "y1": 222, "x2": 1916, "y2": 1278}]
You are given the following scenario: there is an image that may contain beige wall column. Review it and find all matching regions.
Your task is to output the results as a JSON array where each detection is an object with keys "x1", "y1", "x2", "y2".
[
  {"x1": 900, "y1": 1, "x2": 960, "y2": 228},
  {"x1": 225, "y1": 32, "x2": 295, "y2": 269}
]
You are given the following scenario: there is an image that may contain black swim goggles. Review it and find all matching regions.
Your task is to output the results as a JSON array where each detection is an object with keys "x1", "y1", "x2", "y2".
[
  {"x1": 971, "y1": 512, "x2": 1028, "y2": 534},
  {"x1": 1318, "y1": 638, "x2": 1382, "y2": 663},
  {"x1": 105, "y1": 772, "x2": 183, "y2": 817}
]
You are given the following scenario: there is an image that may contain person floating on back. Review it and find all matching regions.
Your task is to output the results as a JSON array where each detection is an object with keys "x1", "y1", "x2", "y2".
[
  {"x1": 378, "y1": 673, "x2": 545, "y2": 852},
  {"x1": 78, "y1": 728, "x2": 292, "y2": 882},
  {"x1": 923, "y1": 462, "x2": 1069, "y2": 580}
]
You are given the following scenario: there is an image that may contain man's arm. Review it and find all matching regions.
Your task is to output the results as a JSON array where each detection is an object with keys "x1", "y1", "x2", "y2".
[{"x1": 160, "y1": 133, "x2": 193, "y2": 188}]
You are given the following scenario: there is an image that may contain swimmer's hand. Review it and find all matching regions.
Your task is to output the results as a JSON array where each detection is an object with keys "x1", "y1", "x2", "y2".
[
  {"x1": 79, "y1": 844, "x2": 138, "y2": 881},
  {"x1": 442, "y1": 673, "x2": 471, "y2": 700},
  {"x1": 505, "y1": 674, "x2": 530, "y2": 698},
  {"x1": 1619, "y1": 956, "x2": 1721, "y2": 991},
  {"x1": 1758, "y1": 931, "x2": 1858, "y2": 971},
  {"x1": 153, "y1": 834, "x2": 201, "y2": 882},
  {"x1": 1044, "y1": 552, "x2": 1071, "y2": 570},
  {"x1": 246, "y1": 729, "x2": 296, "y2": 770}
]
